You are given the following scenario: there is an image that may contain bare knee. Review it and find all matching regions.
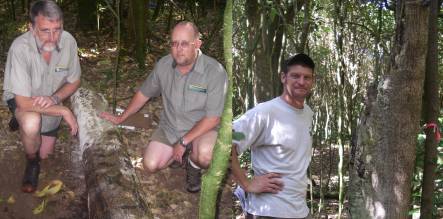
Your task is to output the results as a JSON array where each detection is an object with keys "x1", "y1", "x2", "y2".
[
  {"x1": 191, "y1": 146, "x2": 212, "y2": 169},
  {"x1": 142, "y1": 159, "x2": 161, "y2": 173},
  {"x1": 197, "y1": 152, "x2": 212, "y2": 169},
  {"x1": 18, "y1": 113, "x2": 41, "y2": 136},
  {"x1": 191, "y1": 131, "x2": 217, "y2": 169},
  {"x1": 142, "y1": 149, "x2": 161, "y2": 173}
]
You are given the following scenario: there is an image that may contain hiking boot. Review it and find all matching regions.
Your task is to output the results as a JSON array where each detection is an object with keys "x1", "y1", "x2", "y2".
[
  {"x1": 169, "y1": 160, "x2": 182, "y2": 169},
  {"x1": 186, "y1": 159, "x2": 201, "y2": 193},
  {"x1": 22, "y1": 155, "x2": 40, "y2": 193},
  {"x1": 9, "y1": 116, "x2": 19, "y2": 132}
]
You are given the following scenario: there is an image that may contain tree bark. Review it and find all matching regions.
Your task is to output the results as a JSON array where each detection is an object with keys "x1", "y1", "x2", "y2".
[
  {"x1": 77, "y1": 0, "x2": 97, "y2": 31},
  {"x1": 71, "y1": 87, "x2": 153, "y2": 219},
  {"x1": 348, "y1": 0, "x2": 430, "y2": 218},
  {"x1": 420, "y1": 0, "x2": 440, "y2": 218},
  {"x1": 245, "y1": 0, "x2": 259, "y2": 108},
  {"x1": 296, "y1": 0, "x2": 310, "y2": 53},
  {"x1": 131, "y1": 0, "x2": 148, "y2": 69},
  {"x1": 198, "y1": 0, "x2": 232, "y2": 218}
]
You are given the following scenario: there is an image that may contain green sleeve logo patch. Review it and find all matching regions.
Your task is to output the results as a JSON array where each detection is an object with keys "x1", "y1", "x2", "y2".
[{"x1": 188, "y1": 84, "x2": 207, "y2": 93}]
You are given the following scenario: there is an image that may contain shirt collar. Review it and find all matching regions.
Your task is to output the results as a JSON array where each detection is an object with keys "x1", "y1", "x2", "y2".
[{"x1": 171, "y1": 50, "x2": 205, "y2": 75}]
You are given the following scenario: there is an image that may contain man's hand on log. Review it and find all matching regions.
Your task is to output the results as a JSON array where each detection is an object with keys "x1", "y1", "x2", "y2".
[
  {"x1": 62, "y1": 109, "x2": 78, "y2": 136},
  {"x1": 172, "y1": 143, "x2": 186, "y2": 164},
  {"x1": 99, "y1": 112, "x2": 124, "y2": 125}
]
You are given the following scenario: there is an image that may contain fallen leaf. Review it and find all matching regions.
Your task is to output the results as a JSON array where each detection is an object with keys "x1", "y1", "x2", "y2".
[
  {"x1": 34, "y1": 180, "x2": 63, "y2": 198},
  {"x1": 7, "y1": 195, "x2": 15, "y2": 204},
  {"x1": 32, "y1": 199, "x2": 46, "y2": 214},
  {"x1": 66, "y1": 190, "x2": 75, "y2": 199}
]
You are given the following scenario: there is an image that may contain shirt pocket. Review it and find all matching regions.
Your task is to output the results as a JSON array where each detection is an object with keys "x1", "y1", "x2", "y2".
[
  {"x1": 185, "y1": 84, "x2": 207, "y2": 112},
  {"x1": 52, "y1": 67, "x2": 70, "y2": 86}
]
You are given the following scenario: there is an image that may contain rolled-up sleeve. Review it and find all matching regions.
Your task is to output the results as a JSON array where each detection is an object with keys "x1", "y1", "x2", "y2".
[
  {"x1": 8, "y1": 47, "x2": 31, "y2": 97},
  {"x1": 139, "y1": 64, "x2": 161, "y2": 98},
  {"x1": 205, "y1": 63, "x2": 228, "y2": 117},
  {"x1": 66, "y1": 40, "x2": 81, "y2": 83}
]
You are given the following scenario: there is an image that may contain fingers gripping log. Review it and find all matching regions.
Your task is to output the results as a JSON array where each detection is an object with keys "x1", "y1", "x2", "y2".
[{"x1": 71, "y1": 87, "x2": 152, "y2": 219}]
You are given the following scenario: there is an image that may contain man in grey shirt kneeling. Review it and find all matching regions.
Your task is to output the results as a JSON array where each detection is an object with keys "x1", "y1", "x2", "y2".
[
  {"x1": 2, "y1": 0, "x2": 81, "y2": 193},
  {"x1": 101, "y1": 21, "x2": 228, "y2": 193}
]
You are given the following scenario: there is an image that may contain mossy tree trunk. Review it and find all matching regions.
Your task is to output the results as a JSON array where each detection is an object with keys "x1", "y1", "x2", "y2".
[{"x1": 198, "y1": 0, "x2": 232, "y2": 218}]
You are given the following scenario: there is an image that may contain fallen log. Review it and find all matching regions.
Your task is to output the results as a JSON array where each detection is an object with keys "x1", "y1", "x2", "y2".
[{"x1": 71, "y1": 87, "x2": 152, "y2": 219}]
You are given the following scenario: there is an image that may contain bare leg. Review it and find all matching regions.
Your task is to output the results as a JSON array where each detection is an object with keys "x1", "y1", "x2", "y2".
[
  {"x1": 142, "y1": 141, "x2": 174, "y2": 173},
  {"x1": 40, "y1": 136, "x2": 56, "y2": 159},
  {"x1": 15, "y1": 111, "x2": 41, "y2": 157},
  {"x1": 190, "y1": 130, "x2": 218, "y2": 169},
  {"x1": 15, "y1": 111, "x2": 42, "y2": 193}
]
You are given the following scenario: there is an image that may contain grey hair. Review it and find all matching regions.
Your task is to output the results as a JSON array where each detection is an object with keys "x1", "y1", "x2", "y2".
[
  {"x1": 30, "y1": 0, "x2": 63, "y2": 26},
  {"x1": 174, "y1": 21, "x2": 201, "y2": 39}
]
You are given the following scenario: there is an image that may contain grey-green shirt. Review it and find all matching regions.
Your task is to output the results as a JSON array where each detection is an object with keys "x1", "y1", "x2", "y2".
[
  {"x1": 139, "y1": 51, "x2": 227, "y2": 144},
  {"x1": 2, "y1": 31, "x2": 81, "y2": 132}
]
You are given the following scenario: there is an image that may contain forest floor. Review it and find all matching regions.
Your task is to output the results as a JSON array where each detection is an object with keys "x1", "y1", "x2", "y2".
[{"x1": 0, "y1": 98, "x2": 233, "y2": 219}]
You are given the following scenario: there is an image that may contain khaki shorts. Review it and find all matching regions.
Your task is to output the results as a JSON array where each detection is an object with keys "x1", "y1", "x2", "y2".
[
  {"x1": 150, "y1": 128, "x2": 218, "y2": 148},
  {"x1": 150, "y1": 128, "x2": 174, "y2": 146},
  {"x1": 7, "y1": 98, "x2": 59, "y2": 137}
]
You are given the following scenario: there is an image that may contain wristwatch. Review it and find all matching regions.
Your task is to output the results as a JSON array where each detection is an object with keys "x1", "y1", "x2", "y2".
[{"x1": 179, "y1": 136, "x2": 187, "y2": 148}]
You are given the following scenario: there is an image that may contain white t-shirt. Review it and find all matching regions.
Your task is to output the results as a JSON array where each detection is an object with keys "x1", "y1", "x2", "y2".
[{"x1": 233, "y1": 97, "x2": 314, "y2": 218}]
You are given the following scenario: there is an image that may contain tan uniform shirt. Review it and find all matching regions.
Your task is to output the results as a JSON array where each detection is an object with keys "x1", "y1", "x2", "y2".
[
  {"x1": 2, "y1": 31, "x2": 81, "y2": 132},
  {"x1": 139, "y1": 51, "x2": 227, "y2": 144}
]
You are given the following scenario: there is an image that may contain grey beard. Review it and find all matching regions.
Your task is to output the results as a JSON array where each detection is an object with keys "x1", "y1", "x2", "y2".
[{"x1": 34, "y1": 37, "x2": 60, "y2": 53}]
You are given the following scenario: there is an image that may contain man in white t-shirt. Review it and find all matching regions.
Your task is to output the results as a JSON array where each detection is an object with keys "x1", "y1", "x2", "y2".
[{"x1": 232, "y1": 54, "x2": 315, "y2": 219}]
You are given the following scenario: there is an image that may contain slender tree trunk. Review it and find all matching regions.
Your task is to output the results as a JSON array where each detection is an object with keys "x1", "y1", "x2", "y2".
[
  {"x1": 332, "y1": 1, "x2": 348, "y2": 217},
  {"x1": 253, "y1": 0, "x2": 302, "y2": 103},
  {"x1": 166, "y1": 3, "x2": 173, "y2": 33},
  {"x1": 152, "y1": 0, "x2": 164, "y2": 20},
  {"x1": 77, "y1": 0, "x2": 97, "y2": 31},
  {"x1": 131, "y1": 0, "x2": 148, "y2": 69},
  {"x1": 297, "y1": 0, "x2": 310, "y2": 53},
  {"x1": 252, "y1": 0, "x2": 274, "y2": 103},
  {"x1": 349, "y1": 1, "x2": 430, "y2": 218},
  {"x1": 374, "y1": 1, "x2": 383, "y2": 82},
  {"x1": 8, "y1": 0, "x2": 16, "y2": 21},
  {"x1": 104, "y1": 0, "x2": 121, "y2": 112},
  {"x1": 246, "y1": 0, "x2": 259, "y2": 108},
  {"x1": 21, "y1": 0, "x2": 27, "y2": 14},
  {"x1": 198, "y1": 0, "x2": 232, "y2": 218},
  {"x1": 420, "y1": 0, "x2": 440, "y2": 218}
]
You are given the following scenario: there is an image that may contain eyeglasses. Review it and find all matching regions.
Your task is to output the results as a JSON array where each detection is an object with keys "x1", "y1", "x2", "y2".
[
  {"x1": 35, "y1": 27, "x2": 62, "y2": 38},
  {"x1": 170, "y1": 40, "x2": 195, "y2": 49}
]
